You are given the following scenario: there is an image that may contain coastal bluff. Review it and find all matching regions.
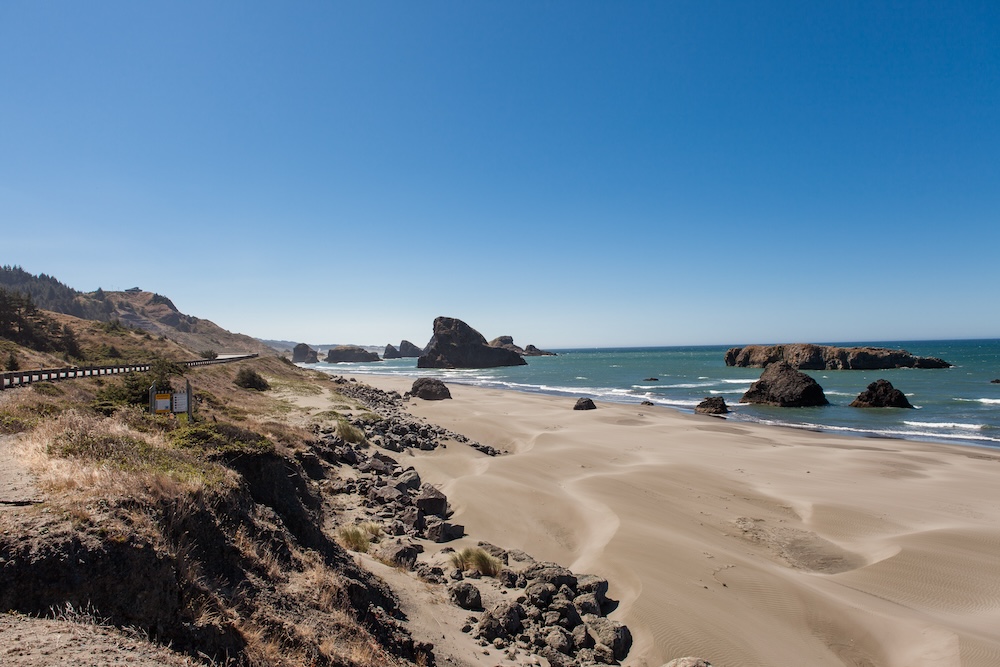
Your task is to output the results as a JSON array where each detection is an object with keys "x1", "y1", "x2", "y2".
[
  {"x1": 724, "y1": 343, "x2": 951, "y2": 370},
  {"x1": 418, "y1": 317, "x2": 528, "y2": 369}
]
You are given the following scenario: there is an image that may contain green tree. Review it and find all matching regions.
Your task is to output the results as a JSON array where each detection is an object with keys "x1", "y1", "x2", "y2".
[{"x1": 5, "y1": 351, "x2": 18, "y2": 371}]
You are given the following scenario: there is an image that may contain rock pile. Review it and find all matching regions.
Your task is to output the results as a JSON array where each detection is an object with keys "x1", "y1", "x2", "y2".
[{"x1": 446, "y1": 544, "x2": 632, "y2": 666}]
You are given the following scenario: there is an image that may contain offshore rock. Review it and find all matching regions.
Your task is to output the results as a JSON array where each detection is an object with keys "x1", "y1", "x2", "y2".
[
  {"x1": 418, "y1": 317, "x2": 527, "y2": 369},
  {"x1": 695, "y1": 397, "x2": 729, "y2": 415},
  {"x1": 398, "y1": 340, "x2": 424, "y2": 357},
  {"x1": 740, "y1": 362, "x2": 829, "y2": 407},
  {"x1": 849, "y1": 379, "x2": 914, "y2": 408},
  {"x1": 724, "y1": 344, "x2": 951, "y2": 370},
  {"x1": 292, "y1": 343, "x2": 318, "y2": 363},
  {"x1": 489, "y1": 336, "x2": 556, "y2": 357},
  {"x1": 383, "y1": 344, "x2": 402, "y2": 359},
  {"x1": 325, "y1": 345, "x2": 381, "y2": 363}
]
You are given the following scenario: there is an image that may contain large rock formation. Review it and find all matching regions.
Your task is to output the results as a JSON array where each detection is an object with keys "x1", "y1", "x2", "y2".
[
  {"x1": 724, "y1": 344, "x2": 950, "y2": 370},
  {"x1": 489, "y1": 336, "x2": 557, "y2": 357},
  {"x1": 398, "y1": 340, "x2": 424, "y2": 357},
  {"x1": 418, "y1": 317, "x2": 527, "y2": 369},
  {"x1": 324, "y1": 346, "x2": 381, "y2": 363},
  {"x1": 383, "y1": 344, "x2": 402, "y2": 359},
  {"x1": 849, "y1": 379, "x2": 914, "y2": 408},
  {"x1": 740, "y1": 362, "x2": 829, "y2": 407},
  {"x1": 292, "y1": 343, "x2": 318, "y2": 363}
]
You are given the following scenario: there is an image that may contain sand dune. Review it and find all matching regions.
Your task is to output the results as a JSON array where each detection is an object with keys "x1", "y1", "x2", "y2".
[{"x1": 351, "y1": 376, "x2": 1000, "y2": 667}]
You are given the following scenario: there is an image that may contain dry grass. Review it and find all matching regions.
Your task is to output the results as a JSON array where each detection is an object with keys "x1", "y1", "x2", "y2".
[
  {"x1": 336, "y1": 525, "x2": 371, "y2": 553},
  {"x1": 449, "y1": 547, "x2": 503, "y2": 577},
  {"x1": 335, "y1": 419, "x2": 367, "y2": 445}
]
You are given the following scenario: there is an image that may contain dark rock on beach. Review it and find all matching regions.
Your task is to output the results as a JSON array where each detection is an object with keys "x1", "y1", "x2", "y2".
[
  {"x1": 740, "y1": 362, "x2": 829, "y2": 407},
  {"x1": 695, "y1": 397, "x2": 729, "y2": 415},
  {"x1": 574, "y1": 397, "x2": 597, "y2": 411},
  {"x1": 292, "y1": 343, "x2": 318, "y2": 363},
  {"x1": 418, "y1": 317, "x2": 527, "y2": 369},
  {"x1": 849, "y1": 379, "x2": 914, "y2": 408},
  {"x1": 325, "y1": 345, "x2": 381, "y2": 363},
  {"x1": 410, "y1": 378, "x2": 452, "y2": 401},
  {"x1": 724, "y1": 344, "x2": 951, "y2": 370}
]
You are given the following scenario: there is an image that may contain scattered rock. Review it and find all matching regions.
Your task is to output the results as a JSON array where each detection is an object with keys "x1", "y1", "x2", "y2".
[
  {"x1": 418, "y1": 317, "x2": 527, "y2": 369},
  {"x1": 377, "y1": 541, "x2": 420, "y2": 570},
  {"x1": 414, "y1": 484, "x2": 449, "y2": 518},
  {"x1": 725, "y1": 344, "x2": 951, "y2": 370},
  {"x1": 663, "y1": 658, "x2": 713, "y2": 667},
  {"x1": 410, "y1": 378, "x2": 452, "y2": 400},
  {"x1": 573, "y1": 398, "x2": 596, "y2": 411},
  {"x1": 740, "y1": 362, "x2": 829, "y2": 407},
  {"x1": 849, "y1": 379, "x2": 914, "y2": 408},
  {"x1": 695, "y1": 397, "x2": 729, "y2": 415}
]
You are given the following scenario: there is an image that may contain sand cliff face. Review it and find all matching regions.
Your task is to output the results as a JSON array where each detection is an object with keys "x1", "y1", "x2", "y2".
[{"x1": 724, "y1": 343, "x2": 951, "y2": 370}]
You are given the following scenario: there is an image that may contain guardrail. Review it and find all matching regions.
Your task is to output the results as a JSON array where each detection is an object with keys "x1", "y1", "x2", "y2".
[{"x1": 0, "y1": 354, "x2": 259, "y2": 391}]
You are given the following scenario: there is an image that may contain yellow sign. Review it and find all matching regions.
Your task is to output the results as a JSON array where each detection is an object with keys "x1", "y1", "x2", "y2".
[{"x1": 154, "y1": 393, "x2": 172, "y2": 414}]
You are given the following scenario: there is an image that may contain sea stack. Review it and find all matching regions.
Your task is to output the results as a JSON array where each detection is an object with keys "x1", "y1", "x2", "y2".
[
  {"x1": 724, "y1": 344, "x2": 951, "y2": 370},
  {"x1": 740, "y1": 362, "x2": 829, "y2": 407},
  {"x1": 417, "y1": 317, "x2": 527, "y2": 369},
  {"x1": 849, "y1": 379, "x2": 914, "y2": 408},
  {"x1": 324, "y1": 345, "x2": 381, "y2": 363}
]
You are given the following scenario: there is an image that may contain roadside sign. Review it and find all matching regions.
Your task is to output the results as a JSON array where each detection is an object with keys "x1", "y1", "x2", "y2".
[{"x1": 154, "y1": 393, "x2": 172, "y2": 414}]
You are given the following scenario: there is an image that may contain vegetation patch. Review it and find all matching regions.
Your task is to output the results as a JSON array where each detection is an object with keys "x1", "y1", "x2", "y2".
[
  {"x1": 336, "y1": 419, "x2": 367, "y2": 445},
  {"x1": 449, "y1": 547, "x2": 503, "y2": 577},
  {"x1": 0, "y1": 412, "x2": 36, "y2": 434},
  {"x1": 171, "y1": 421, "x2": 275, "y2": 456},
  {"x1": 336, "y1": 525, "x2": 371, "y2": 553},
  {"x1": 32, "y1": 382, "x2": 64, "y2": 397},
  {"x1": 235, "y1": 367, "x2": 270, "y2": 391}
]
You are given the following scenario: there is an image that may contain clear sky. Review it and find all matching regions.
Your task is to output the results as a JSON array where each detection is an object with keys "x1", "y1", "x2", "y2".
[{"x1": 2, "y1": 2, "x2": 998, "y2": 348}]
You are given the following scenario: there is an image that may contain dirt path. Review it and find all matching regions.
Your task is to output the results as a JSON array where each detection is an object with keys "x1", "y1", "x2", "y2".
[{"x1": 0, "y1": 434, "x2": 41, "y2": 507}]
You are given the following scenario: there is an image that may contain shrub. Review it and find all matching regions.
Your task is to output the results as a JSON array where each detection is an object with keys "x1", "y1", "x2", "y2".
[
  {"x1": 335, "y1": 419, "x2": 366, "y2": 445},
  {"x1": 235, "y1": 368, "x2": 270, "y2": 391},
  {"x1": 449, "y1": 547, "x2": 503, "y2": 577},
  {"x1": 172, "y1": 422, "x2": 274, "y2": 456},
  {"x1": 5, "y1": 351, "x2": 18, "y2": 371},
  {"x1": 337, "y1": 525, "x2": 370, "y2": 553},
  {"x1": 199, "y1": 350, "x2": 218, "y2": 360},
  {"x1": 32, "y1": 382, "x2": 63, "y2": 397}
]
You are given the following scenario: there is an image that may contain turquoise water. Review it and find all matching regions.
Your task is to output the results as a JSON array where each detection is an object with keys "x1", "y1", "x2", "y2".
[{"x1": 308, "y1": 339, "x2": 1000, "y2": 448}]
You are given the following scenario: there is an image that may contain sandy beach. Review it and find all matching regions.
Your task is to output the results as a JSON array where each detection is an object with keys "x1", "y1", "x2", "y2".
[{"x1": 347, "y1": 374, "x2": 1000, "y2": 667}]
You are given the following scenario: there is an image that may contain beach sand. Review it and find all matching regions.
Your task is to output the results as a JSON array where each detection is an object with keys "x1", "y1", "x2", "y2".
[{"x1": 346, "y1": 374, "x2": 1000, "y2": 667}]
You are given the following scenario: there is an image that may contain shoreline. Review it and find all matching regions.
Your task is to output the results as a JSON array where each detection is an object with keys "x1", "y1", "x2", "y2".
[{"x1": 346, "y1": 372, "x2": 1000, "y2": 667}]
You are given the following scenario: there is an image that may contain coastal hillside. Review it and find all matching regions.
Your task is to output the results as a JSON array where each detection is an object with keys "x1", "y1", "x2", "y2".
[{"x1": 0, "y1": 266, "x2": 274, "y2": 357}]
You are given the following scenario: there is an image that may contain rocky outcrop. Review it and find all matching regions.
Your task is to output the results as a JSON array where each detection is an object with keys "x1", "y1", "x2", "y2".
[
  {"x1": 383, "y1": 344, "x2": 401, "y2": 359},
  {"x1": 325, "y1": 346, "x2": 380, "y2": 363},
  {"x1": 410, "y1": 378, "x2": 452, "y2": 400},
  {"x1": 489, "y1": 336, "x2": 557, "y2": 357},
  {"x1": 292, "y1": 343, "x2": 318, "y2": 363},
  {"x1": 724, "y1": 344, "x2": 951, "y2": 370},
  {"x1": 398, "y1": 340, "x2": 424, "y2": 357},
  {"x1": 849, "y1": 379, "x2": 914, "y2": 408},
  {"x1": 574, "y1": 398, "x2": 597, "y2": 411},
  {"x1": 418, "y1": 317, "x2": 527, "y2": 369},
  {"x1": 695, "y1": 397, "x2": 729, "y2": 415},
  {"x1": 740, "y1": 362, "x2": 829, "y2": 407}
]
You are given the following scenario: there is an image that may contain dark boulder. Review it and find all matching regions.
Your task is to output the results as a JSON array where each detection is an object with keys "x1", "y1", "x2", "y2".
[
  {"x1": 574, "y1": 398, "x2": 597, "y2": 411},
  {"x1": 398, "y1": 340, "x2": 424, "y2": 357},
  {"x1": 991, "y1": 379, "x2": 1000, "y2": 384},
  {"x1": 849, "y1": 379, "x2": 914, "y2": 408},
  {"x1": 292, "y1": 343, "x2": 318, "y2": 363},
  {"x1": 448, "y1": 581, "x2": 482, "y2": 610},
  {"x1": 695, "y1": 397, "x2": 729, "y2": 415},
  {"x1": 324, "y1": 345, "x2": 381, "y2": 363},
  {"x1": 424, "y1": 519, "x2": 464, "y2": 543},
  {"x1": 410, "y1": 378, "x2": 452, "y2": 400},
  {"x1": 383, "y1": 344, "x2": 402, "y2": 359},
  {"x1": 418, "y1": 317, "x2": 527, "y2": 369},
  {"x1": 740, "y1": 362, "x2": 829, "y2": 407},
  {"x1": 725, "y1": 344, "x2": 951, "y2": 370},
  {"x1": 376, "y1": 541, "x2": 420, "y2": 570},
  {"x1": 414, "y1": 484, "x2": 449, "y2": 517}
]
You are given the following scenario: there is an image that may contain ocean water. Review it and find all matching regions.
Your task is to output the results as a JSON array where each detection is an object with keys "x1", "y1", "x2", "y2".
[{"x1": 307, "y1": 339, "x2": 1000, "y2": 448}]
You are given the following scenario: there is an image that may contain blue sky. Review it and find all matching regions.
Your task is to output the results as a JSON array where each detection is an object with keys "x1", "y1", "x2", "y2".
[{"x1": 2, "y1": 1, "x2": 998, "y2": 348}]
